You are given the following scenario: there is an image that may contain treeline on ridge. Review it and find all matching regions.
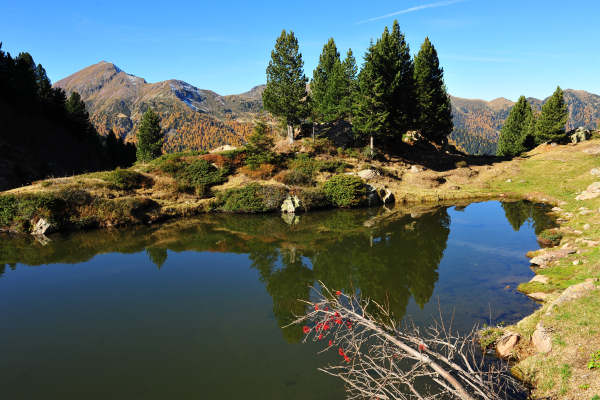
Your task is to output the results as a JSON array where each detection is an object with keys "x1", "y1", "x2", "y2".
[{"x1": 0, "y1": 43, "x2": 136, "y2": 190}]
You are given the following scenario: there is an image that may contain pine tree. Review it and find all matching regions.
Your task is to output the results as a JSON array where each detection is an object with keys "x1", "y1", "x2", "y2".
[
  {"x1": 353, "y1": 20, "x2": 416, "y2": 149},
  {"x1": 136, "y1": 108, "x2": 163, "y2": 162},
  {"x1": 310, "y1": 38, "x2": 343, "y2": 122},
  {"x1": 339, "y1": 49, "x2": 358, "y2": 120},
  {"x1": 263, "y1": 30, "x2": 308, "y2": 143},
  {"x1": 535, "y1": 86, "x2": 568, "y2": 144},
  {"x1": 496, "y1": 96, "x2": 533, "y2": 157},
  {"x1": 413, "y1": 37, "x2": 453, "y2": 145}
]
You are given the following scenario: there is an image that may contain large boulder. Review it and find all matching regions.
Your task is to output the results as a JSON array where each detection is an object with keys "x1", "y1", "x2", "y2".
[
  {"x1": 357, "y1": 169, "x2": 380, "y2": 180},
  {"x1": 31, "y1": 218, "x2": 54, "y2": 236},
  {"x1": 281, "y1": 195, "x2": 302, "y2": 214},
  {"x1": 529, "y1": 248, "x2": 576, "y2": 268},
  {"x1": 570, "y1": 127, "x2": 591, "y2": 143},
  {"x1": 545, "y1": 279, "x2": 597, "y2": 315},
  {"x1": 496, "y1": 332, "x2": 520, "y2": 358}
]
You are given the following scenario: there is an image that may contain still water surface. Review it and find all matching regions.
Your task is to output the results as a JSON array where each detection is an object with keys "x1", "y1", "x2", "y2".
[{"x1": 0, "y1": 200, "x2": 552, "y2": 399}]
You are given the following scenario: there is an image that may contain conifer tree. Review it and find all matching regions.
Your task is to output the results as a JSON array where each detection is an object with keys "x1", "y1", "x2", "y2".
[
  {"x1": 263, "y1": 30, "x2": 308, "y2": 143},
  {"x1": 496, "y1": 96, "x2": 533, "y2": 157},
  {"x1": 353, "y1": 20, "x2": 416, "y2": 149},
  {"x1": 310, "y1": 38, "x2": 342, "y2": 122},
  {"x1": 535, "y1": 86, "x2": 568, "y2": 144},
  {"x1": 136, "y1": 108, "x2": 163, "y2": 162},
  {"x1": 413, "y1": 37, "x2": 453, "y2": 145},
  {"x1": 339, "y1": 49, "x2": 358, "y2": 120}
]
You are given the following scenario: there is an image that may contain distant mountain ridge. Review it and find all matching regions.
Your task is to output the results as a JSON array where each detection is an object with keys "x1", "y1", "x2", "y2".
[{"x1": 54, "y1": 62, "x2": 600, "y2": 154}]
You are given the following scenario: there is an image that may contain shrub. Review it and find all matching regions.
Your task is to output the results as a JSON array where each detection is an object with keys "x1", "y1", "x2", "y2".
[
  {"x1": 302, "y1": 137, "x2": 335, "y2": 155},
  {"x1": 240, "y1": 163, "x2": 276, "y2": 179},
  {"x1": 216, "y1": 183, "x2": 287, "y2": 213},
  {"x1": 537, "y1": 229, "x2": 563, "y2": 247},
  {"x1": 245, "y1": 150, "x2": 277, "y2": 170},
  {"x1": 289, "y1": 153, "x2": 319, "y2": 176},
  {"x1": 292, "y1": 187, "x2": 330, "y2": 211},
  {"x1": 275, "y1": 169, "x2": 313, "y2": 186},
  {"x1": 318, "y1": 160, "x2": 350, "y2": 173},
  {"x1": 176, "y1": 159, "x2": 229, "y2": 196},
  {"x1": 102, "y1": 168, "x2": 148, "y2": 190},
  {"x1": 322, "y1": 174, "x2": 367, "y2": 208}
]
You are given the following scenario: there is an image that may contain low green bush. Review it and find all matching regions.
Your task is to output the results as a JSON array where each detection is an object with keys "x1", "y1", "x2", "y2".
[
  {"x1": 157, "y1": 157, "x2": 229, "y2": 197},
  {"x1": 322, "y1": 174, "x2": 367, "y2": 208},
  {"x1": 538, "y1": 229, "x2": 563, "y2": 247},
  {"x1": 101, "y1": 168, "x2": 148, "y2": 190},
  {"x1": 293, "y1": 187, "x2": 330, "y2": 211},
  {"x1": 216, "y1": 183, "x2": 288, "y2": 213},
  {"x1": 277, "y1": 169, "x2": 313, "y2": 186},
  {"x1": 289, "y1": 154, "x2": 349, "y2": 177}
]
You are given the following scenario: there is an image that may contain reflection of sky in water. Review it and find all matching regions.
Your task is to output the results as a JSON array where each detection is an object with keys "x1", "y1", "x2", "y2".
[{"x1": 0, "y1": 200, "x2": 551, "y2": 400}]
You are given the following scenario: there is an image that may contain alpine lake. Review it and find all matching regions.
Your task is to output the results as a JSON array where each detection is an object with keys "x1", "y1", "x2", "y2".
[{"x1": 0, "y1": 200, "x2": 554, "y2": 399}]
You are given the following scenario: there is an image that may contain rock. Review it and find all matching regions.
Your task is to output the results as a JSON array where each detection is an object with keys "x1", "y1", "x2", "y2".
[
  {"x1": 357, "y1": 169, "x2": 380, "y2": 180},
  {"x1": 551, "y1": 207, "x2": 563, "y2": 212},
  {"x1": 378, "y1": 188, "x2": 395, "y2": 205},
  {"x1": 584, "y1": 146, "x2": 600, "y2": 155},
  {"x1": 576, "y1": 182, "x2": 600, "y2": 201},
  {"x1": 530, "y1": 249, "x2": 576, "y2": 268},
  {"x1": 505, "y1": 179, "x2": 512, "y2": 183},
  {"x1": 209, "y1": 144, "x2": 238, "y2": 153},
  {"x1": 527, "y1": 292, "x2": 549, "y2": 302},
  {"x1": 449, "y1": 185, "x2": 461, "y2": 190},
  {"x1": 281, "y1": 195, "x2": 302, "y2": 214},
  {"x1": 579, "y1": 210, "x2": 593, "y2": 215},
  {"x1": 546, "y1": 279, "x2": 597, "y2": 315},
  {"x1": 572, "y1": 259, "x2": 581, "y2": 265},
  {"x1": 496, "y1": 333, "x2": 520, "y2": 358},
  {"x1": 591, "y1": 168, "x2": 600, "y2": 176},
  {"x1": 570, "y1": 127, "x2": 591, "y2": 143},
  {"x1": 409, "y1": 165, "x2": 421, "y2": 173},
  {"x1": 530, "y1": 275, "x2": 550, "y2": 284},
  {"x1": 532, "y1": 323, "x2": 552, "y2": 354},
  {"x1": 31, "y1": 218, "x2": 54, "y2": 236},
  {"x1": 583, "y1": 223, "x2": 591, "y2": 230}
]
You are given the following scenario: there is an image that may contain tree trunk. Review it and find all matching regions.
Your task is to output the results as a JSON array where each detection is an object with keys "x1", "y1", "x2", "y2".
[
  {"x1": 370, "y1": 135, "x2": 374, "y2": 151},
  {"x1": 287, "y1": 125, "x2": 294, "y2": 144},
  {"x1": 312, "y1": 124, "x2": 315, "y2": 142}
]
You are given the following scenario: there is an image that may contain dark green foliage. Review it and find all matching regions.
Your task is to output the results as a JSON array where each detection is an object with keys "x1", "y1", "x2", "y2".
[
  {"x1": 0, "y1": 43, "x2": 136, "y2": 190},
  {"x1": 158, "y1": 157, "x2": 229, "y2": 197},
  {"x1": 322, "y1": 175, "x2": 367, "y2": 208},
  {"x1": 293, "y1": 187, "x2": 330, "y2": 210},
  {"x1": 278, "y1": 170, "x2": 313, "y2": 186},
  {"x1": 263, "y1": 30, "x2": 308, "y2": 130},
  {"x1": 497, "y1": 96, "x2": 534, "y2": 157},
  {"x1": 245, "y1": 119, "x2": 277, "y2": 169},
  {"x1": 216, "y1": 183, "x2": 288, "y2": 213},
  {"x1": 310, "y1": 39, "x2": 356, "y2": 123},
  {"x1": 414, "y1": 37, "x2": 453, "y2": 145},
  {"x1": 101, "y1": 169, "x2": 148, "y2": 191},
  {"x1": 535, "y1": 86, "x2": 568, "y2": 144},
  {"x1": 537, "y1": 229, "x2": 563, "y2": 247},
  {"x1": 288, "y1": 154, "x2": 348, "y2": 178},
  {"x1": 353, "y1": 21, "x2": 416, "y2": 147},
  {"x1": 146, "y1": 247, "x2": 168, "y2": 269},
  {"x1": 136, "y1": 109, "x2": 163, "y2": 162}
]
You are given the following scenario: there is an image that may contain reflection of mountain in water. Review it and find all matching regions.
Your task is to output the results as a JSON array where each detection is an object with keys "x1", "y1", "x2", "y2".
[{"x1": 0, "y1": 201, "x2": 552, "y2": 342}]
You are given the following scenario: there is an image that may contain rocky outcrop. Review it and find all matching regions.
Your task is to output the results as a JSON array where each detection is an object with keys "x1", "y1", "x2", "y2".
[
  {"x1": 576, "y1": 182, "x2": 600, "y2": 200},
  {"x1": 545, "y1": 279, "x2": 597, "y2": 315},
  {"x1": 526, "y1": 292, "x2": 550, "y2": 302},
  {"x1": 357, "y1": 169, "x2": 380, "y2": 180},
  {"x1": 529, "y1": 248, "x2": 576, "y2": 268}
]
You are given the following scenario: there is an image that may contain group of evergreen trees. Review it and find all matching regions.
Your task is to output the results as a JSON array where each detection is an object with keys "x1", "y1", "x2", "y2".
[
  {"x1": 263, "y1": 21, "x2": 453, "y2": 151},
  {"x1": 496, "y1": 87, "x2": 569, "y2": 157},
  {"x1": 0, "y1": 43, "x2": 136, "y2": 188}
]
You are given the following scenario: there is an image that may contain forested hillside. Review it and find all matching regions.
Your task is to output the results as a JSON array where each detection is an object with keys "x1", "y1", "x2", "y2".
[{"x1": 55, "y1": 62, "x2": 600, "y2": 156}]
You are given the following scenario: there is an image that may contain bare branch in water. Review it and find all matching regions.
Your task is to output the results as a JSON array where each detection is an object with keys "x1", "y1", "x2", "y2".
[{"x1": 285, "y1": 282, "x2": 525, "y2": 400}]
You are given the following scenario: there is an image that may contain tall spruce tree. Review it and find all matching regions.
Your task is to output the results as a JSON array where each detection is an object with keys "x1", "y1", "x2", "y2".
[
  {"x1": 413, "y1": 37, "x2": 453, "y2": 145},
  {"x1": 535, "y1": 86, "x2": 568, "y2": 144},
  {"x1": 310, "y1": 38, "x2": 343, "y2": 122},
  {"x1": 339, "y1": 49, "x2": 358, "y2": 120},
  {"x1": 353, "y1": 21, "x2": 416, "y2": 149},
  {"x1": 496, "y1": 96, "x2": 533, "y2": 157},
  {"x1": 136, "y1": 108, "x2": 163, "y2": 162},
  {"x1": 263, "y1": 30, "x2": 308, "y2": 143}
]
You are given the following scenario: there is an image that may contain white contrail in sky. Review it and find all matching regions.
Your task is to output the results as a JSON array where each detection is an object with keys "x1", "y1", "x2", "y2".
[{"x1": 357, "y1": 0, "x2": 467, "y2": 24}]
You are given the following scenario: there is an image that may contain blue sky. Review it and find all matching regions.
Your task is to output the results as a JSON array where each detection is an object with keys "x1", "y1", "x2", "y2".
[{"x1": 1, "y1": 0, "x2": 598, "y2": 100}]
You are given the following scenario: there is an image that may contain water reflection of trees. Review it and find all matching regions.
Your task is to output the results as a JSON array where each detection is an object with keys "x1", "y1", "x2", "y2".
[
  {"x1": 501, "y1": 201, "x2": 554, "y2": 234},
  {"x1": 0, "y1": 207, "x2": 486, "y2": 342}
]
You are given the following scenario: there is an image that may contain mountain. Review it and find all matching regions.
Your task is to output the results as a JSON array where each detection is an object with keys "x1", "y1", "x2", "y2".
[
  {"x1": 54, "y1": 62, "x2": 261, "y2": 152},
  {"x1": 450, "y1": 90, "x2": 600, "y2": 154},
  {"x1": 55, "y1": 62, "x2": 600, "y2": 155}
]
